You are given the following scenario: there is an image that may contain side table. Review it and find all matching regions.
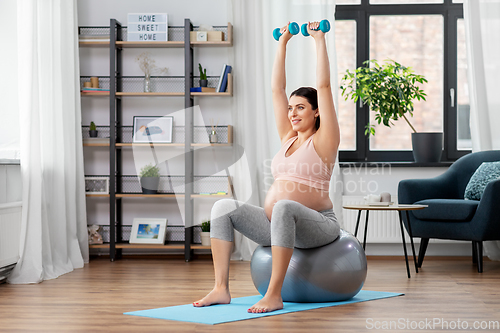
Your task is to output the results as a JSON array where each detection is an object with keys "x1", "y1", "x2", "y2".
[{"x1": 343, "y1": 204, "x2": 428, "y2": 278}]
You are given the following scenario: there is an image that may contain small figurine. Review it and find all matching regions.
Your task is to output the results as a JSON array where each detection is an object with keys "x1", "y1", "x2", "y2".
[{"x1": 88, "y1": 224, "x2": 103, "y2": 245}]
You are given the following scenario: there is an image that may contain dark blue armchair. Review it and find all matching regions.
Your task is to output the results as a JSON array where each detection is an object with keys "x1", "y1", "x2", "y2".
[{"x1": 398, "y1": 150, "x2": 500, "y2": 273}]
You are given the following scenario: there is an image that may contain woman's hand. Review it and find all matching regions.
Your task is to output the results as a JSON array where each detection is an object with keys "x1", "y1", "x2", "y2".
[
  {"x1": 307, "y1": 21, "x2": 325, "y2": 40},
  {"x1": 278, "y1": 22, "x2": 294, "y2": 44}
]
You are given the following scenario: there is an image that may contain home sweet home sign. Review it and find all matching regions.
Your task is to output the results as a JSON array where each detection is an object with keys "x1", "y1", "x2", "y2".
[{"x1": 127, "y1": 13, "x2": 168, "y2": 41}]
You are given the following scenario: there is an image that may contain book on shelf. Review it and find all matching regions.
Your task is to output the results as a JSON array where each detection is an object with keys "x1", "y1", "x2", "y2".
[
  {"x1": 219, "y1": 65, "x2": 232, "y2": 93},
  {"x1": 81, "y1": 91, "x2": 109, "y2": 95},
  {"x1": 199, "y1": 191, "x2": 228, "y2": 195},
  {"x1": 190, "y1": 87, "x2": 216, "y2": 93},
  {"x1": 83, "y1": 137, "x2": 110, "y2": 144},
  {"x1": 79, "y1": 35, "x2": 110, "y2": 42},
  {"x1": 82, "y1": 87, "x2": 110, "y2": 91},
  {"x1": 81, "y1": 87, "x2": 110, "y2": 94},
  {"x1": 216, "y1": 64, "x2": 227, "y2": 93}
]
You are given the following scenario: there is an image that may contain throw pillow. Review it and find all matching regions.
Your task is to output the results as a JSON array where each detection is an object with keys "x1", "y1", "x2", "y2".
[{"x1": 464, "y1": 161, "x2": 500, "y2": 200}]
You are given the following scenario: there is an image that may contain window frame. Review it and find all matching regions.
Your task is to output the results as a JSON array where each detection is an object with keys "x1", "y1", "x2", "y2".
[{"x1": 336, "y1": 0, "x2": 469, "y2": 163}]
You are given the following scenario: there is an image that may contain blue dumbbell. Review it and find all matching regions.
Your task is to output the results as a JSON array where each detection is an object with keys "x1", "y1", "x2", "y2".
[
  {"x1": 273, "y1": 22, "x2": 300, "y2": 41},
  {"x1": 301, "y1": 19, "x2": 331, "y2": 37}
]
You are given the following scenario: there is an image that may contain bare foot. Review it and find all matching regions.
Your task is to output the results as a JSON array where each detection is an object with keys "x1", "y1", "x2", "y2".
[
  {"x1": 193, "y1": 287, "x2": 231, "y2": 307},
  {"x1": 248, "y1": 294, "x2": 283, "y2": 313}
]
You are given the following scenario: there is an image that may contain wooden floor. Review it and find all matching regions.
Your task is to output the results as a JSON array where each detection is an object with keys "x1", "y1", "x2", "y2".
[{"x1": 1, "y1": 256, "x2": 499, "y2": 332}]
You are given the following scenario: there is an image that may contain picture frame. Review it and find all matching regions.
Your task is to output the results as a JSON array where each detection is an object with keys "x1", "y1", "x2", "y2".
[
  {"x1": 133, "y1": 116, "x2": 173, "y2": 143},
  {"x1": 129, "y1": 218, "x2": 168, "y2": 244},
  {"x1": 85, "y1": 176, "x2": 110, "y2": 194}
]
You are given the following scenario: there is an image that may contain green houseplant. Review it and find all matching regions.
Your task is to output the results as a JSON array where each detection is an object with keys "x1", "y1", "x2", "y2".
[
  {"x1": 139, "y1": 163, "x2": 160, "y2": 194},
  {"x1": 340, "y1": 59, "x2": 442, "y2": 162},
  {"x1": 200, "y1": 219, "x2": 210, "y2": 246},
  {"x1": 89, "y1": 121, "x2": 98, "y2": 138},
  {"x1": 198, "y1": 63, "x2": 208, "y2": 87}
]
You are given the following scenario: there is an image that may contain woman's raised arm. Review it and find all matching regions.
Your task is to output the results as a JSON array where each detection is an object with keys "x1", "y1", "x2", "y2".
[
  {"x1": 308, "y1": 22, "x2": 340, "y2": 164},
  {"x1": 272, "y1": 25, "x2": 295, "y2": 143}
]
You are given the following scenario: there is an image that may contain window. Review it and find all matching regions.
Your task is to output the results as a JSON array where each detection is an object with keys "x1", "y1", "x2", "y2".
[
  {"x1": 369, "y1": 15, "x2": 443, "y2": 151},
  {"x1": 336, "y1": 0, "x2": 468, "y2": 162}
]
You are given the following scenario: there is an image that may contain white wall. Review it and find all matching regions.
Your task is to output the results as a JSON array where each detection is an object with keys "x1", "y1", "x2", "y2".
[
  {"x1": 341, "y1": 165, "x2": 471, "y2": 256},
  {"x1": 341, "y1": 165, "x2": 447, "y2": 197},
  {"x1": 0, "y1": 0, "x2": 20, "y2": 160},
  {"x1": 0, "y1": 165, "x2": 21, "y2": 205}
]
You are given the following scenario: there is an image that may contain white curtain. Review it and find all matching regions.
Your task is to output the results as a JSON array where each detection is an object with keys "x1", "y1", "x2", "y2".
[
  {"x1": 8, "y1": 0, "x2": 88, "y2": 284},
  {"x1": 464, "y1": 0, "x2": 500, "y2": 260},
  {"x1": 228, "y1": 0, "x2": 342, "y2": 260},
  {"x1": 0, "y1": 0, "x2": 20, "y2": 161}
]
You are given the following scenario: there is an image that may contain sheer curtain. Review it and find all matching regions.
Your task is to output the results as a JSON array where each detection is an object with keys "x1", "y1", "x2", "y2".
[
  {"x1": 8, "y1": 0, "x2": 88, "y2": 284},
  {"x1": 228, "y1": 0, "x2": 342, "y2": 260},
  {"x1": 0, "y1": 0, "x2": 20, "y2": 161},
  {"x1": 464, "y1": 0, "x2": 500, "y2": 260}
]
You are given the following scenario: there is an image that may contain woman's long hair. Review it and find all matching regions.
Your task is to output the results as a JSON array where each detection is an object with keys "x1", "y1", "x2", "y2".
[{"x1": 290, "y1": 87, "x2": 320, "y2": 130}]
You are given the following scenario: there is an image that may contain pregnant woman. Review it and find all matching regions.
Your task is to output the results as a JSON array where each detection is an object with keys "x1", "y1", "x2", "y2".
[{"x1": 193, "y1": 21, "x2": 341, "y2": 313}]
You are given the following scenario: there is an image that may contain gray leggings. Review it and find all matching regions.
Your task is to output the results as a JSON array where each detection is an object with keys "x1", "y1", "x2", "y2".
[{"x1": 210, "y1": 199, "x2": 340, "y2": 249}]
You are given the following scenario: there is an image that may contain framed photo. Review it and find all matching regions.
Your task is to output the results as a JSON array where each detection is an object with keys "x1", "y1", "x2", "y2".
[
  {"x1": 133, "y1": 116, "x2": 173, "y2": 143},
  {"x1": 85, "y1": 176, "x2": 109, "y2": 194},
  {"x1": 129, "y1": 218, "x2": 168, "y2": 244}
]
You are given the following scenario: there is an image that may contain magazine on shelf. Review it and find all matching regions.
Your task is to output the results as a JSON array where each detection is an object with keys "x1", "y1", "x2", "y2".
[
  {"x1": 190, "y1": 87, "x2": 216, "y2": 92},
  {"x1": 79, "y1": 35, "x2": 110, "y2": 42},
  {"x1": 81, "y1": 87, "x2": 110, "y2": 94},
  {"x1": 219, "y1": 65, "x2": 232, "y2": 93},
  {"x1": 216, "y1": 64, "x2": 227, "y2": 93},
  {"x1": 81, "y1": 90, "x2": 110, "y2": 95},
  {"x1": 81, "y1": 87, "x2": 110, "y2": 91},
  {"x1": 83, "y1": 138, "x2": 110, "y2": 144}
]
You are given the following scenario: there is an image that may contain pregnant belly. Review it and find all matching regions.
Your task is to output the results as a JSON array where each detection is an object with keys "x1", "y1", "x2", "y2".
[{"x1": 264, "y1": 180, "x2": 333, "y2": 221}]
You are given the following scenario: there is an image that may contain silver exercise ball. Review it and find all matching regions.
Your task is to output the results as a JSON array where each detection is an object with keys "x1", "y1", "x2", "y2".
[{"x1": 250, "y1": 229, "x2": 367, "y2": 303}]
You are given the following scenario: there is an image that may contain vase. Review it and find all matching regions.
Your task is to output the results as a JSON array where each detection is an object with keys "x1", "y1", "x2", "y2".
[
  {"x1": 144, "y1": 74, "x2": 151, "y2": 93},
  {"x1": 210, "y1": 130, "x2": 218, "y2": 143},
  {"x1": 200, "y1": 231, "x2": 211, "y2": 246},
  {"x1": 200, "y1": 79, "x2": 208, "y2": 87},
  {"x1": 89, "y1": 130, "x2": 98, "y2": 138},
  {"x1": 411, "y1": 132, "x2": 443, "y2": 163}
]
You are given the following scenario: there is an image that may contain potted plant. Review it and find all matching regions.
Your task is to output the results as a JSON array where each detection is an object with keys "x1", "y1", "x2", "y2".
[
  {"x1": 200, "y1": 219, "x2": 210, "y2": 246},
  {"x1": 198, "y1": 63, "x2": 208, "y2": 87},
  {"x1": 340, "y1": 59, "x2": 442, "y2": 163},
  {"x1": 89, "y1": 121, "x2": 98, "y2": 138},
  {"x1": 139, "y1": 163, "x2": 160, "y2": 194}
]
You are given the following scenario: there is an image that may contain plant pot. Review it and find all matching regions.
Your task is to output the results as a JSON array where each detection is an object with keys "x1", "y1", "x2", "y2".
[
  {"x1": 199, "y1": 79, "x2": 208, "y2": 87},
  {"x1": 200, "y1": 231, "x2": 211, "y2": 246},
  {"x1": 140, "y1": 177, "x2": 160, "y2": 194},
  {"x1": 89, "y1": 130, "x2": 98, "y2": 138},
  {"x1": 411, "y1": 132, "x2": 443, "y2": 163}
]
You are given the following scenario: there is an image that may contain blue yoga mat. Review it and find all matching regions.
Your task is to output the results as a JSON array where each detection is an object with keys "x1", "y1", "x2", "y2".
[{"x1": 124, "y1": 290, "x2": 403, "y2": 325}]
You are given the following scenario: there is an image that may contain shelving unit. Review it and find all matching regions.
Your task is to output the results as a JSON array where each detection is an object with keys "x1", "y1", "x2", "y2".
[
  {"x1": 79, "y1": 23, "x2": 232, "y2": 48},
  {"x1": 82, "y1": 125, "x2": 232, "y2": 147},
  {"x1": 80, "y1": 19, "x2": 233, "y2": 261}
]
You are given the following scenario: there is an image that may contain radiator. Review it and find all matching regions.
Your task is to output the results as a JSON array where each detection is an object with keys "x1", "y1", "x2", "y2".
[
  {"x1": 342, "y1": 196, "x2": 403, "y2": 243},
  {"x1": 0, "y1": 202, "x2": 22, "y2": 269}
]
